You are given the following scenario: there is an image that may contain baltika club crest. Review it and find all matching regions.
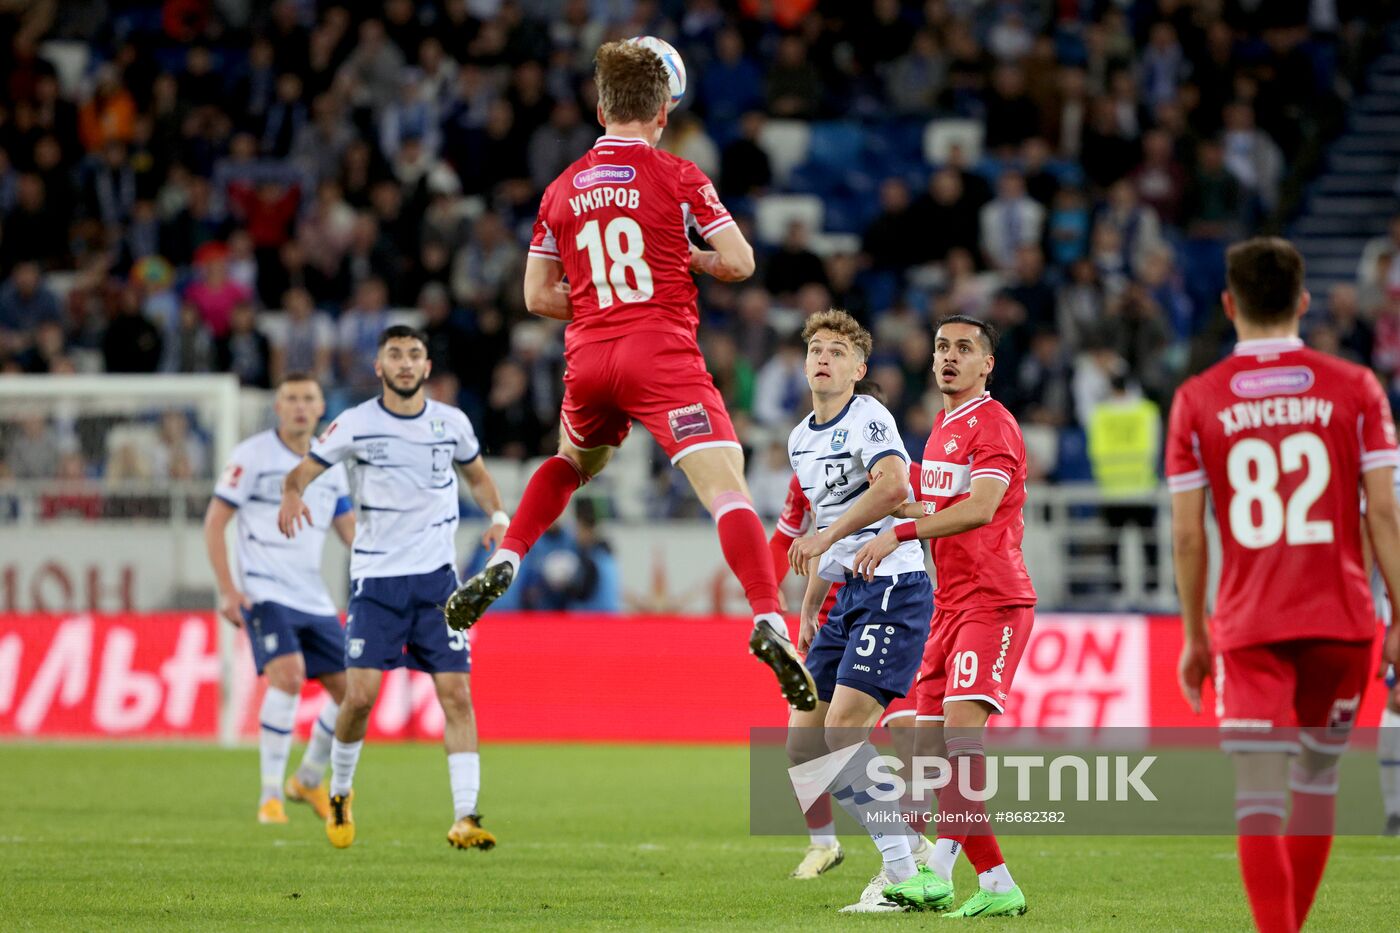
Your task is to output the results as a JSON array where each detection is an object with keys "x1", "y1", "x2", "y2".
[{"x1": 831, "y1": 429, "x2": 848, "y2": 451}]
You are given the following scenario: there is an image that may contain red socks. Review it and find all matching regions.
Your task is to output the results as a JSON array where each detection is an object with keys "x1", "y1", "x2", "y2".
[
  {"x1": 712, "y1": 492, "x2": 781, "y2": 616},
  {"x1": 803, "y1": 793, "x2": 833, "y2": 832},
  {"x1": 1285, "y1": 766, "x2": 1338, "y2": 928},
  {"x1": 501, "y1": 455, "x2": 587, "y2": 557},
  {"x1": 1237, "y1": 803, "x2": 1297, "y2": 933},
  {"x1": 935, "y1": 736, "x2": 993, "y2": 849}
]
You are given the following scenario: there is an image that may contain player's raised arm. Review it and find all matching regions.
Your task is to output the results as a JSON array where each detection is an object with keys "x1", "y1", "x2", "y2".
[
  {"x1": 523, "y1": 255, "x2": 573, "y2": 321},
  {"x1": 689, "y1": 225, "x2": 755, "y2": 282},
  {"x1": 279, "y1": 455, "x2": 328, "y2": 537}
]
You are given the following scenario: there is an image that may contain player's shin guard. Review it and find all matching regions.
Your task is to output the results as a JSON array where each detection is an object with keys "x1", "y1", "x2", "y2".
[
  {"x1": 296, "y1": 699, "x2": 338, "y2": 786},
  {"x1": 711, "y1": 492, "x2": 780, "y2": 616},
  {"x1": 499, "y1": 455, "x2": 587, "y2": 558},
  {"x1": 930, "y1": 737, "x2": 994, "y2": 879},
  {"x1": 259, "y1": 687, "x2": 297, "y2": 800},
  {"x1": 828, "y1": 740, "x2": 915, "y2": 882},
  {"x1": 1286, "y1": 763, "x2": 1339, "y2": 927},
  {"x1": 1236, "y1": 796, "x2": 1296, "y2": 933}
]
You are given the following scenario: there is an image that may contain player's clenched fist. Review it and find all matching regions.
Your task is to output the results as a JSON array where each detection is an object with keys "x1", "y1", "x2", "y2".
[
  {"x1": 851, "y1": 530, "x2": 899, "y2": 582},
  {"x1": 278, "y1": 490, "x2": 312, "y2": 538},
  {"x1": 788, "y1": 533, "x2": 830, "y2": 576}
]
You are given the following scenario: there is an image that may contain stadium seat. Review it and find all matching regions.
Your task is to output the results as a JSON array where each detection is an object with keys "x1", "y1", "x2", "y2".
[
  {"x1": 807, "y1": 232, "x2": 861, "y2": 258},
  {"x1": 923, "y1": 118, "x2": 984, "y2": 165},
  {"x1": 38, "y1": 41, "x2": 88, "y2": 96},
  {"x1": 754, "y1": 194, "x2": 824, "y2": 246},
  {"x1": 805, "y1": 122, "x2": 865, "y2": 173},
  {"x1": 756, "y1": 120, "x2": 811, "y2": 186}
]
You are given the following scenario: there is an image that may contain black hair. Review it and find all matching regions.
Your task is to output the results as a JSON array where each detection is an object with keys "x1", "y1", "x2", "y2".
[
  {"x1": 853, "y1": 377, "x2": 886, "y2": 405},
  {"x1": 377, "y1": 324, "x2": 428, "y2": 349},
  {"x1": 935, "y1": 315, "x2": 999, "y2": 355}
]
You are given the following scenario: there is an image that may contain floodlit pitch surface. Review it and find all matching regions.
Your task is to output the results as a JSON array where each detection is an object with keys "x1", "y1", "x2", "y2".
[{"x1": 2, "y1": 743, "x2": 1398, "y2": 930}]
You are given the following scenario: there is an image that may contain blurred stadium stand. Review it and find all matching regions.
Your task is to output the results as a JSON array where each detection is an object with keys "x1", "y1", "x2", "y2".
[{"x1": 0, "y1": 0, "x2": 1397, "y2": 613}]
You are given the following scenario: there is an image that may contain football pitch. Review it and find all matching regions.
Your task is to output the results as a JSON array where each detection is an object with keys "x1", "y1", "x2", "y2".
[{"x1": 3, "y1": 743, "x2": 1398, "y2": 931}]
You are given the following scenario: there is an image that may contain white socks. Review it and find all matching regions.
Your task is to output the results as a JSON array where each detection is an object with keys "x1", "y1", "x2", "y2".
[
  {"x1": 448, "y1": 751, "x2": 481, "y2": 820},
  {"x1": 330, "y1": 738, "x2": 363, "y2": 797},
  {"x1": 258, "y1": 687, "x2": 297, "y2": 801},
  {"x1": 980, "y1": 862, "x2": 1016, "y2": 893},
  {"x1": 295, "y1": 699, "x2": 339, "y2": 787},
  {"x1": 829, "y1": 741, "x2": 915, "y2": 882},
  {"x1": 485, "y1": 549, "x2": 521, "y2": 574},
  {"x1": 1382, "y1": 708, "x2": 1400, "y2": 817},
  {"x1": 808, "y1": 822, "x2": 837, "y2": 848},
  {"x1": 930, "y1": 837, "x2": 960, "y2": 881}
]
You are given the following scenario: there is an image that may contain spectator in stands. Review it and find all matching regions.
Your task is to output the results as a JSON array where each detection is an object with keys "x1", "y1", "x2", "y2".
[
  {"x1": 216, "y1": 300, "x2": 270, "y2": 388},
  {"x1": 150, "y1": 410, "x2": 208, "y2": 480},
  {"x1": 1130, "y1": 128, "x2": 1187, "y2": 227},
  {"x1": 1323, "y1": 283, "x2": 1374, "y2": 366},
  {"x1": 700, "y1": 27, "x2": 765, "y2": 126},
  {"x1": 749, "y1": 440, "x2": 795, "y2": 520},
  {"x1": 703, "y1": 331, "x2": 755, "y2": 416},
  {"x1": 1047, "y1": 186, "x2": 1091, "y2": 268},
  {"x1": 7, "y1": 172, "x2": 69, "y2": 266},
  {"x1": 766, "y1": 34, "x2": 821, "y2": 119},
  {"x1": 1005, "y1": 246, "x2": 1056, "y2": 331},
  {"x1": 9, "y1": 412, "x2": 60, "y2": 479},
  {"x1": 183, "y1": 242, "x2": 252, "y2": 339},
  {"x1": 884, "y1": 29, "x2": 945, "y2": 115},
  {"x1": 1140, "y1": 245, "x2": 1195, "y2": 342},
  {"x1": 1015, "y1": 329, "x2": 1075, "y2": 429},
  {"x1": 1358, "y1": 214, "x2": 1400, "y2": 292},
  {"x1": 337, "y1": 277, "x2": 391, "y2": 399},
  {"x1": 452, "y1": 210, "x2": 521, "y2": 309},
  {"x1": 292, "y1": 94, "x2": 356, "y2": 184},
  {"x1": 1098, "y1": 179, "x2": 1164, "y2": 276},
  {"x1": 752, "y1": 338, "x2": 809, "y2": 430},
  {"x1": 663, "y1": 112, "x2": 720, "y2": 180},
  {"x1": 911, "y1": 167, "x2": 981, "y2": 264},
  {"x1": 529, "y1": 98, "x2": 595, "y2": 192},
  {"x1": 1182, "y1": 137, "x2": 1244, "y2": 239},
  {"x1": 1222, "y1": 100, "x2": 1284, "y2": 217},
  {"x1": 0, "y1": 262, "x2": 62, "y2": 354},
  {"x1": 862, "y1": 178, "x2": 919, "y2": 272},
  {"x1": 483, "y1": 358, "x2": 547, "y2": 460},
  {"x1": 984, "y1": 64, "x2": 1037, "y2": 154},
  {"x1": 980, "y1": 169, "x2": 1045, "y2": 271},
  {"x1": 161, "y1": 300, "x2": 215, "y2": 374},
  {"x1": 719, "y1": 111, "x2": 772, "y2": 197},
  {"x1": 1081, "y1": 96, "x2": 1138, "y2": 188},
  {"x1": 102, "y1": 285, "x2": 163, "y2": 372},
  {"x1": 78, "y1": 64, "x2": 136, "y2": 152},
  {"x1": 269, "y1": 287, "x2": 334, "y2": 386},
  {"x1": 764, "y1": 220, "x2": 827, "y2": 299}
]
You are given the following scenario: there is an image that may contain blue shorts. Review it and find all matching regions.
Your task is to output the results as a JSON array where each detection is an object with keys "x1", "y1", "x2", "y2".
[
  {"x1": 243, "y1": 602, "x2": 345, "y2": 679},
  {"x1": 806, "y1": 570, "x2": 933, "y2": 707},
  {"x1": 345, "y1": 564, "x2": 470, "y2": 674}
]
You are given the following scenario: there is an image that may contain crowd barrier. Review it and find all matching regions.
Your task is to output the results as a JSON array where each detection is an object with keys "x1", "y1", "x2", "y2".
[{"x1": 0, "y1": 613, "x2": 1387, "y2": 741}]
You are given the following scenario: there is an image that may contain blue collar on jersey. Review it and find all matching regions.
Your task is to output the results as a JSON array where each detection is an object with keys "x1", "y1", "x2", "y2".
[
  {"x1": 809, "y1": 394, "x2": 857, "y2": 432},
  {"x1": 377, "y1": 397, "x2": 427, "y2": 420}
]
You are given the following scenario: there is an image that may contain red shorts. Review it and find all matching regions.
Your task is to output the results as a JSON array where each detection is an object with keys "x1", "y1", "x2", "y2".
[
  {"x1": 915, "y1": 605, "x2": 1034, "y2": 719},
  {"x1": 881, "y1": 693, "x2": 917, "y2": 726},
  {"x1": 1216, "y1": 638, "x2": 1371, "y2": 753},
  {"x1": 560, "y1": 331, "x2": 740, "y2": 463}
]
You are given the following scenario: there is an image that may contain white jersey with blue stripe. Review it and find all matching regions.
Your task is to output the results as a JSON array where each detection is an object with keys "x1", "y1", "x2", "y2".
[
  {"x1": 214, "y1": 430, "x2": 351, "y2": 616},
  {"x1": 310, "y1": 397, "x2": 480, "y2": 579},
  {"x1": 787, "y1": 393, "x2": 925, "y2": 583}
]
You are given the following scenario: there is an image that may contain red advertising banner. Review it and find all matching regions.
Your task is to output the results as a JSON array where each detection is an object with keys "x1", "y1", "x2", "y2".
[{"x1": 0, "y1": 613, "x2": 1388, "y2": 741}]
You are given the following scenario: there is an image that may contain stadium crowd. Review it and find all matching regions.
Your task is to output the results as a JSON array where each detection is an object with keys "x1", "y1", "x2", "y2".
[{"x1": 0, "y1": 0, "x2": 1391, "y2": 518}]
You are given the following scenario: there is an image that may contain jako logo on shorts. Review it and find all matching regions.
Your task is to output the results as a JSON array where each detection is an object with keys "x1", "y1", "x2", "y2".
[
  {"x1": 573, "y1": 165, "x2": 637, "y2": 189},
  {"x1": 1229, "y1": 366, "x2": 1314, "y2": 398}
]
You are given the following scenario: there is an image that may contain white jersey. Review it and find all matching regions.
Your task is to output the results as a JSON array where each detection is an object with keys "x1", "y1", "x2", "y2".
[
  {"x1": 214, "y1": 430, "x2": 350, "y2": 616},
  {"x1": 788, "y1": 393, "x2": 925, "y2": 583},
  {"x1": 311, "y1": 397, "x2": 480, "y2": 579}
]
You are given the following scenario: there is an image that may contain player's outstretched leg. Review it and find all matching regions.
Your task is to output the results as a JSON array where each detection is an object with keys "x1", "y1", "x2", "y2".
[
  {"x1": 749, "y1": 616, "x2": 817, "y2": 712},
  {"x1": 285, "y1": 695, "x2": 339, "y2": 820},
  {"x1": 446, "y1": 451, "x2": 596, "y2": 630}
]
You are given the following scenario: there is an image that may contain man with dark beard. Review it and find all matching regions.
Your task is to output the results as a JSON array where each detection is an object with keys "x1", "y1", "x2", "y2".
[{"x1": 277, "y1": 325, "x2": 509, "y2": 853}]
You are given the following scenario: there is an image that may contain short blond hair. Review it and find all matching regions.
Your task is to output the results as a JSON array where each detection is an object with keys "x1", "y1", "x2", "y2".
[
  {"x1": 595, "y1": 41, "x2": 670, "y2": 124},
  {"x1": 801, "y1": 309, "x2": 873, "y2": 361}
]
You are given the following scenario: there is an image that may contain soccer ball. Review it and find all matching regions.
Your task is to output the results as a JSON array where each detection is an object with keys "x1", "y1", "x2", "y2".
[{"x1": 628, "y1": 36, "x2": 686, "y2": 112}]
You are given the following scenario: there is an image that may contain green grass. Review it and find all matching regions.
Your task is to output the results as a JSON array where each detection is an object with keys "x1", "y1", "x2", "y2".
[{"x1": 2, "y1": 743, "x2": 1398, "y2": 931}]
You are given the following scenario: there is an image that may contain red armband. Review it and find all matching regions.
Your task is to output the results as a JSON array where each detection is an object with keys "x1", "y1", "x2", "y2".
[{"x1": 893, "y1": 521, "x2": 919, "y2": 543}]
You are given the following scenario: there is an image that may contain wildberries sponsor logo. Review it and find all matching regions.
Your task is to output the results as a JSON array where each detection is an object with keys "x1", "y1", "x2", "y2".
[
  {"x1": 1229, "y1": 366, "x2": 1314, "y2": 398},
  {"x1": 573, "y1": 165, "x2": 637, "y2": 189}
]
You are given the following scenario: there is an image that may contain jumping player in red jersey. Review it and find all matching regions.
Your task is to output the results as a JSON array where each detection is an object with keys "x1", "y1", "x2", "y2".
[
  {"x1": 444, "y1": 41, "x2": 815, "y2": 711},
  {"x1": 767, "y1": 380, "x2": 928, "y2": 880},
  {"x1": 846, "y1": 315, "x2": 1034, "y2": 917},
  {"x1": 1168, "y1": 237, "x2": 1400, "y2": 933}
]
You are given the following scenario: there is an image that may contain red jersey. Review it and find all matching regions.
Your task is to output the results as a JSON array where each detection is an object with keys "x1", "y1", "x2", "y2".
[
  {"x1": 528, "y1": 134, "x2": 735, "y2": 352},
  {"x1": 917, "y1": 392, "x2": 1037, "y2": 611},
  {"x1": 1165, "y1": 337, "x2": 1399, "y2": 651},
  {"x1": 770, "y1": 473, "x2": 840, "y2": 621}
]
